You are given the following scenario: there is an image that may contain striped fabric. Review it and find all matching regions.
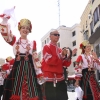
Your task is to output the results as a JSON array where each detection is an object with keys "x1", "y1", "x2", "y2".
[
  {"x1": 2, "y1": 54, "x2": 42, "y2": 100},
  {"x1": 80, "y1": 68, "x2": 100, "y2": 100}
]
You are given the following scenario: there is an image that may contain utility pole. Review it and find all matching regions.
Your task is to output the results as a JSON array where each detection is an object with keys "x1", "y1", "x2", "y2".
[{"x1": 57, "y1": 0, "x2": 60, "y2": 26}]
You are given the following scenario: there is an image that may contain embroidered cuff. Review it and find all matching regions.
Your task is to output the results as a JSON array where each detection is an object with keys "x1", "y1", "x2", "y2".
[
  {"x1": 37, "y1": 73, "x2": 44, "y2": 78},
  {"x1": 75, "y1": 76, "x2": 81, "y2": 80}
]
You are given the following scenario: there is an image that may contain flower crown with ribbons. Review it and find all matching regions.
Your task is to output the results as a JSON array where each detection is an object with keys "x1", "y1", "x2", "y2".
[
  {"x1": 80, "y1": 40, "x2": 91, "y2": 53},
  {"x1": 6, "y1": 56, "x2": 13, "y2": 62},
  {"x1": 18, "y1": 18, "x2": 32, "y2": 33}
]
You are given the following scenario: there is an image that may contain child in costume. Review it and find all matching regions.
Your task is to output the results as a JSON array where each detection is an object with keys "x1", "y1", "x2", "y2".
[{"x1": 0, "y1": 7, "x2": 44, "y2": 100}]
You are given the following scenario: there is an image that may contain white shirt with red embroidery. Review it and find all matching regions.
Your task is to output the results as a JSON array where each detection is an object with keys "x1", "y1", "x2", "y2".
[
  {"x1": 0, "y1": 23, "x2": 43, "y2": 78},
  {"x1": 75, "y1": 54, "x2": 100, "y2": 80}
]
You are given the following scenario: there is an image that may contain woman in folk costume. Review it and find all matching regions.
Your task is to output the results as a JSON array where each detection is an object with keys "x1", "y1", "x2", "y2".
[
  {"x1": 0, "y1": 65, "x2": 5, "y2": 100},
  {"x1": 2, "y1": 56, "x2": 15, "y2": 75},
  {"x1": 0, "y1": 56, "x2": 14, "y2": 100},
  {"x1": 0, "y1": 7, "x2": 44, "y2": 100},
  {"x1": 74, "y1": 40, "x2": 100, "y2": 100},
  {"x1": 2, "y1": 56, "x2": 15, "y2": 85}
]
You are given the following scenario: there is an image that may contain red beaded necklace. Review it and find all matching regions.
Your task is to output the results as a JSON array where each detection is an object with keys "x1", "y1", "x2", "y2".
[
  {"x1": 19, "y1": 37, "x2": 28, "y2": 44},
  {"x1": 19, "y1": 37, "x2": 28, "y2": 49}
]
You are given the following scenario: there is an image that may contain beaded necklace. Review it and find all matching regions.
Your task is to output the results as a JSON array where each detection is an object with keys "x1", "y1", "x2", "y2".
[
  {"x1": 19, "y1": 37, "x2": 28, "y2": 49},
  {"x1": 84, "y1": 53, "x2": 93, "y2": 71},
  {"x1": 15, "y1": 38, "x2": 31, "y2": 61}
]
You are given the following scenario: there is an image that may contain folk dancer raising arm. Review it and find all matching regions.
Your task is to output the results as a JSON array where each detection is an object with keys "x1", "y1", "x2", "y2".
[
  {"x1": 0, "y1": 7, "x2": 44, "y2": 100},
  {"x1": 75, "y1": 40, "x2": 100, "y2": 100}
]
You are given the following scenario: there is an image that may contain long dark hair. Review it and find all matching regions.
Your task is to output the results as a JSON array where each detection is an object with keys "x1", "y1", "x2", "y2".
[{"x1": 62, "y1": 47, "x2": 72, "y2": 60}]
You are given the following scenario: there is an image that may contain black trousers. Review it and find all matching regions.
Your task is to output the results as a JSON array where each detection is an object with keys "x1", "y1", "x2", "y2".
[
  {"x1": 63, "y1": 67, "x2": 68, "y2": 81},
  {"x1": 45, "y1": 80, "x2": 68, "y2": 100},
  {"x1": 0, "y1": 85, "x2": 3, "y2": 100}
]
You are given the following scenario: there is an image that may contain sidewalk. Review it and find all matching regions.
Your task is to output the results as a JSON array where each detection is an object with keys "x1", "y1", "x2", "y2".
[{"x1": 1, "y1": 92, "x2": 75, "y2": 100}]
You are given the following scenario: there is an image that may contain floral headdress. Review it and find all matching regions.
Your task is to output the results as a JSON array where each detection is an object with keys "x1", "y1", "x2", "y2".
[
  {"x1": 80, "y1": 40, "x2": 90, "y2": 54},
  {"x1": 18, "y1": 18, "x2": 32, "y2": 33},
  {"x1": 6, "y1": 56, "x2": 13, "y2": 62}
]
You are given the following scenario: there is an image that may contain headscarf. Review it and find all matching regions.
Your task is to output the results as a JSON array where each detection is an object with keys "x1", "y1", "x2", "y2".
[
  {"x1": 18, "y1": 18, "x2": 32, "y2": 32},
  {"x1": 80, "y1": 40, "x2": 91, "y2": 54}
]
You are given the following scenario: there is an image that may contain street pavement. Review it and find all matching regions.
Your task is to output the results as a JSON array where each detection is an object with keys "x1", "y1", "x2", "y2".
[
  {"x1": 68, "y1": 91, "x2": 75, "y2": 100},
  {"x1": 1, "y1": 92, "x2": 76, "y2": 100}
]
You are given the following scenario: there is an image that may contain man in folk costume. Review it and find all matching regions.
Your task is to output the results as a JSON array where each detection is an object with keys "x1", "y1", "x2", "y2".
[
  {"x1": 75, "y1": 40, "x2": 100, "y2": 100},
  {"x1": 41, "y1": 29, "x2": 77, "y2": 100},
  {"x1": 0, "y1": 7, "x2": 44, "y2": 100}
]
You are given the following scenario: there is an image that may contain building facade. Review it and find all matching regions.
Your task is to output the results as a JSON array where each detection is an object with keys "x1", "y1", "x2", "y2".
[{"x1": 80, "y1": 0, "x2": 100, "y2": 80}]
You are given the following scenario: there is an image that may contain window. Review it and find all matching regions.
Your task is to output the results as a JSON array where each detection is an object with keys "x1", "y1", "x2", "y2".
[
  {"x1": 42, "y1": 42, "x2": 44, "y2": 47},
  {"x1": 86, "y1": 21, "x2": 88, "y2": 28},
  {"x1": 83, "y1": 25, "x2": 85, "y2": 33},
  {"x1": 45, "y1": 40, "x2": 46, "y2": 44},
  {"x1": 72, "y1": 31, "x2": 76, "y2": 37},
  {"x1": 95, "y1": 44, "x2": 100, "y2": 57},
  {"x1": 99, "y1": 5, "x2": 100, "y2": 19},
  {"x1": 88, "y1": 11, "x2": 92, "y2": 19},
  {"x1": 97, "y1": 7, "x2": 99, "y2": 21},
  {"x1": 83, "y1": 30, "x2": 89, "y2": 40},
  {"x1": 47, "y1": 38, "x2": 49, "y2": 43},
  {"x1": 92, "y1": 0, "x2": 94, "y2": 4},
  {"x1": 93, "y1": 7, "x2": 99, "y2": 25},
  {"x1": 72, "y1": 41, "x2": 76, "y2": 46},
  {"x1": 90, "y1": 21, "x2": 93, "y2": 35}
]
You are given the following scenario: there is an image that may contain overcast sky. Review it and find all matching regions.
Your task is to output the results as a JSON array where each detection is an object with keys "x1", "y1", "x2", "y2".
[{"x1": 0, "y1": 0, "x2": 89, "y2": 58}]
